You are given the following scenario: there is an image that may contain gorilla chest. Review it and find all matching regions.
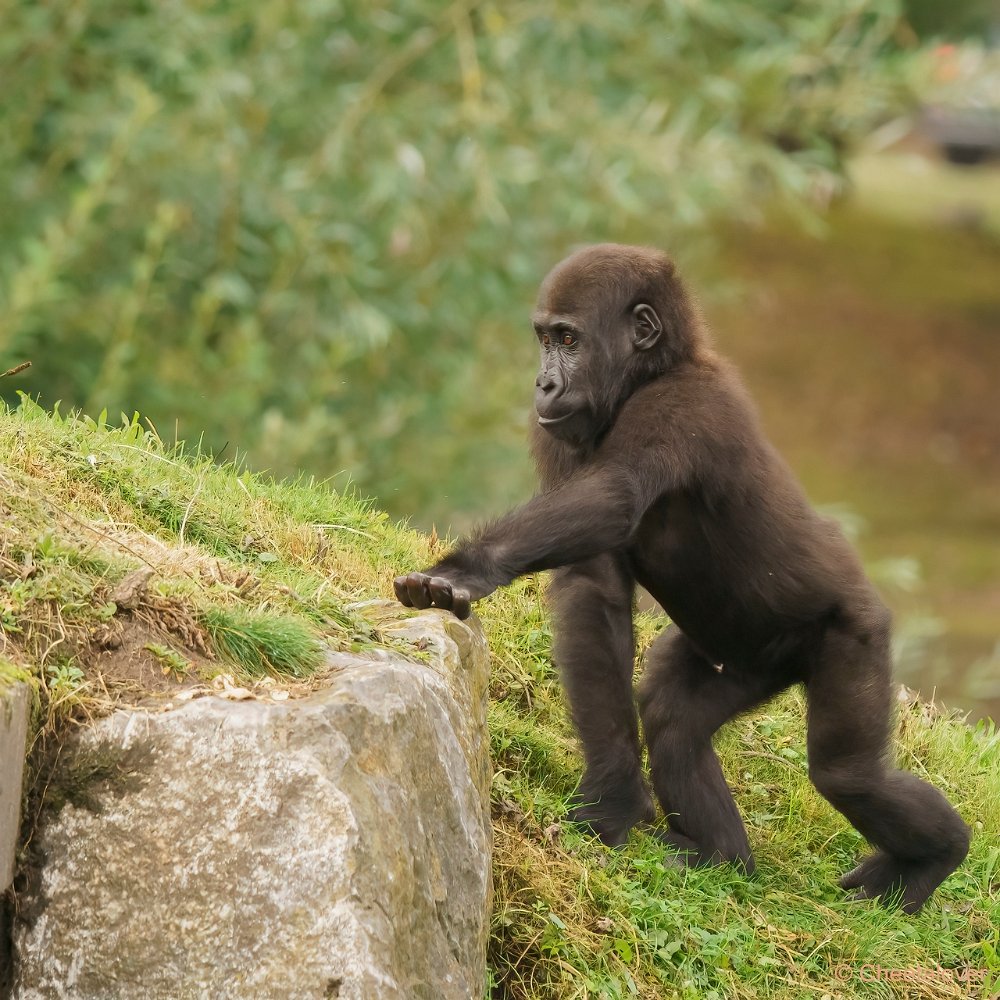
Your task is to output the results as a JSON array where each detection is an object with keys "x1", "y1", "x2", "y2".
[
  {"x1": 627, "y1": 493, "x2": 714, "y2": 589},
  {"x1": 626, "y1": 493, "x2": 757, "y2": 654}
]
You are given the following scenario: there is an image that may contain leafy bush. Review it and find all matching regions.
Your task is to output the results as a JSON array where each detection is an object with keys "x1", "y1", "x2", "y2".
[{"x1": 1, "y1": 0, "x2": 912, "y2": 523}]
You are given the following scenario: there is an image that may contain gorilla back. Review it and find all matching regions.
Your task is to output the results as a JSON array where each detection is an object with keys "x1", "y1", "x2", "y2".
[{"x1": 395, "y1": 243, "x2": 969, "y2": 913}]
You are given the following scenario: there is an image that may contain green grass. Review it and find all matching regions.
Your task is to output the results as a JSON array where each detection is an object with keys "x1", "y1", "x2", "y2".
[
  {"x1": 1, "y1": 397, "x2": 998, "y2": 999},
  {"x1": 198, "y1": 606, "x2": 322, "y2": 678},
  {"x1": 0, "y1": 394, "x2": 413, "y2": 693}
]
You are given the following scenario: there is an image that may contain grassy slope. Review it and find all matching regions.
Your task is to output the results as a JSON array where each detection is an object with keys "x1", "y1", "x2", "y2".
[{"x1": 1, "y1": 398, "x2": 998, "y2": 999}]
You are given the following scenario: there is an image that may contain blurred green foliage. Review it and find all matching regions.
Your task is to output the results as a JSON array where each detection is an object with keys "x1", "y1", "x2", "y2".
[
  {"x1": 1, "y1": 0, "x2": 913, "y2": 526},
  {"x1": 904, "y1": 0, "x2": 999, "y2": 41}
]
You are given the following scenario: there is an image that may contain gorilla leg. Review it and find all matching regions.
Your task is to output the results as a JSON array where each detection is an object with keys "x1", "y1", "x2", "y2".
[
  {"x1": 806, "y1": 615, "x2": 970, "y2": 913},
  {"x1": 639, "y1": 630, "x2": 788, "y2": 871},
  {"x1": 551, "y1": 555, "x2": 654, "y2": 846}
]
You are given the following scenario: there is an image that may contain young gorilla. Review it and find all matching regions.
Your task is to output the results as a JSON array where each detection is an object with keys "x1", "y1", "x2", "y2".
[{"x1": 394, "y1": 244, "x2": 969, "y2": 913}]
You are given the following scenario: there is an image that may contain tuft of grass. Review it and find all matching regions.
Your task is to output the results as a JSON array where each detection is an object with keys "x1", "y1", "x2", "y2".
[
  {"x1": 199, "y1": 606, "x2": 322, "y2": 678},
  {"x1": 43, "y1": 661, "x2": 89, "y2": 721},
  {"x1": 143, "y1": 642, "x2": 192, "y2": 680}
]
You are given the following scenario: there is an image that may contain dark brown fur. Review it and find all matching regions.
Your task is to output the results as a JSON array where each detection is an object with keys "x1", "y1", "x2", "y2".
[{"x1": 395, "y1": 244, "x2": 969, "y2": 913}]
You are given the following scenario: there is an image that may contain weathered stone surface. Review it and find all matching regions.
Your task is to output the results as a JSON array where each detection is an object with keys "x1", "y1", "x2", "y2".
[
  {"x1": 1, "y1": 680, "x2": 30, "y2": 892},
  {"x1": 13, "y1": 607, "x2": 491, "y2": 1000}
]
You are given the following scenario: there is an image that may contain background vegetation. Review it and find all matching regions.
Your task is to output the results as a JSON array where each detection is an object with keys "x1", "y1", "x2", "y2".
[{"x1": 1, "y1": 0, "x2": 911, "y2": 521}]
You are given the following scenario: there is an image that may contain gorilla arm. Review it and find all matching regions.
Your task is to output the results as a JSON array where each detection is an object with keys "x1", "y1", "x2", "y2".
[
  {"x1": 393, "y1": 384, "x2": 692, "y2": 619},
  {"x1": 393, "y1": 468, "x2": 640, "y2": 619}
]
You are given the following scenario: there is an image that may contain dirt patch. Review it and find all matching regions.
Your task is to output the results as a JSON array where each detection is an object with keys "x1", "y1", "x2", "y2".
[{"x1": 87, "y1": 610, "x2": 216, "y2": 704}]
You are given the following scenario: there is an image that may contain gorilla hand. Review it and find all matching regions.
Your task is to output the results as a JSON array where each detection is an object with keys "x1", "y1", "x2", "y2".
[{"x1": 393, "y1": 572, "x2": 473, "y2": 620}]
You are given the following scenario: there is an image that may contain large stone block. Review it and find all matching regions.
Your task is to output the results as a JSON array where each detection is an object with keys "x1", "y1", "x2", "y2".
[
  {"x1": 1, "y1": 678, "x2": 31, "y2": 996},
  {"x1": 1, "y1": 680, "x2": 30, "y2": 893},
  {"x1": 13, "y1": 608, "x2": 491, "y2": 1000}
]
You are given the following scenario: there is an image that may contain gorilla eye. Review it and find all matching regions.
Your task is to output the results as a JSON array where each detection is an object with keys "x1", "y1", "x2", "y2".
[
  {"x1": 562, "y1": 334, "x2": 576, "y2": 346},
  {"x1": 541, "y1": 334, "x2": 551, "y2": 346}
]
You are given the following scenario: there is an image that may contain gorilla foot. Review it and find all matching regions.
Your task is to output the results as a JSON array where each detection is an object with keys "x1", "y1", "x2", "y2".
[
  {"x1": 567, "y1": 785, "x2": 655, "y2": 847},
  {"x1": 653, "y1": 829, "x2": 756, "y2": 874},
  {"x1": 840, "y1": 842, "x2": 969, "y2": 914}
]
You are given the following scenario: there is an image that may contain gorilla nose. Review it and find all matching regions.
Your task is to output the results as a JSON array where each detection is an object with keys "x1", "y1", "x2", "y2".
[{"x1": 536, "y1": 373, "x2": 557, "y2": 393}]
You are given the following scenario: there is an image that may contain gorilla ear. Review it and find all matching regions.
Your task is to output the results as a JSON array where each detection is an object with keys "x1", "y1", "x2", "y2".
[{"x1": 631, "y1": 303, "x2": 662, "y2": 351}]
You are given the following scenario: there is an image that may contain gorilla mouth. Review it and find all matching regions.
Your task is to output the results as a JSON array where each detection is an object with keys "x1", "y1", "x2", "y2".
[{"x1": 537, "y1": 412, "x2": 571, "y2": 426}]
